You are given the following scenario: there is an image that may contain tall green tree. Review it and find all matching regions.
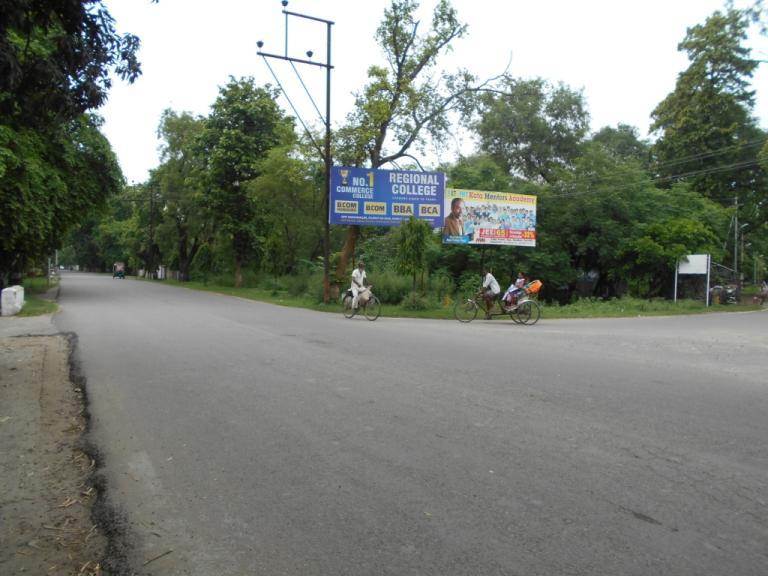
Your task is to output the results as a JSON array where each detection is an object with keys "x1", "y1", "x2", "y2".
[
  {"x1": 249, "y1": 146, "x2": 324, "y2": 276},
  {"x1": 0, "y1": 115, "x2": 123, "y2": 282},
  {"x1": 155, "y1": 110, "x2": 207, "y2": 281},
  {"x1": 0, "y1": 0, "x2": 141, "y2": 286},
  {"x1": 333, "y1": 0, "x2": 497, "y2": 282},
  {"x1": 198, "y1": 78, "x2": 292, "y2": 287},
  {"x1": 475, "y1": 77, "x2": 590, "y2": 184},
  {"x1": 650, "y1": 8, "x2": 766, "y2": 213}
]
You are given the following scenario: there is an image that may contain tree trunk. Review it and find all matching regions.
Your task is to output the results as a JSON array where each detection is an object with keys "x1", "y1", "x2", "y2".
[
  {"x1": 234, "y1": 255, "x2": 243, "y2": 288},
  {"x1": 177, "y1": 227, "x2": 189, "y2": 282},
  {"x1": 335, "y1": 225, "x2": 359, "y2": 285}
]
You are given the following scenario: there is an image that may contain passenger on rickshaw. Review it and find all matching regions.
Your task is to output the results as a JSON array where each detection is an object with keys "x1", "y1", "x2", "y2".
[{"x1": 502, "y1": 271, "x2": 527, "y2": 309}]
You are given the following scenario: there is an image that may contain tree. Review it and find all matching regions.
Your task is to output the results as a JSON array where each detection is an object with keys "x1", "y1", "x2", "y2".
[
  {"x1": 0, "y1": 115, "x2": 123, "y2": 283},
  {"x1": 396, "y1": 216, "x2": 433, "y2": 297},
  {"x1": 475, "y1": 77, "x2": 590, "y2": 184},
  {"x1": 650, "y1": 8, "x2": 766, "y2": 212},
  {"x1": 546, "y1": 143, "x2": 729, "y2": 298},
  {"x1": 249, "y1": 146, "x2": 324, "y2": 276},
  {"x1": 0, "y1": 0, "x2": 141, "y2": 126},
  {"x1": 0, "y1": 1, "x2": 141, "y2": 286},
  {"x1": 154, "y1": 110, "x2": 207, "y2": 281},
  {"x1": 591, "y1": 124, "x2": 649, "y2": 164},
  {"x1": 198, "y1": 78, "x2": 292, "y2": 287},
  {"x1": 333, "y1": 0, "x2": 498, "y2": 283}
]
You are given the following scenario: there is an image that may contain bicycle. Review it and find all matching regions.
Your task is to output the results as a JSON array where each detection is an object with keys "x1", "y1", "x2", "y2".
[
  {"x1": 454, "y1": 280, "x2": 542, "y2": 325},
  {"x1": 341, "y1": 286, "x2": 381, "y2": 321}
]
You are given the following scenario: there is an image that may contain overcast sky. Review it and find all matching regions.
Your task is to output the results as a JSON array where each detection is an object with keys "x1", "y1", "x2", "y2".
[{"x1": 101, "y1": 0, "x2": 768, "y2": 183}]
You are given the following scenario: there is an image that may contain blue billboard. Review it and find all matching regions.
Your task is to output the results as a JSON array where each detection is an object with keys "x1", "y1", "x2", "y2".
[{"x1": 329, "y1": 166, "x2": 445, "y2": 227}]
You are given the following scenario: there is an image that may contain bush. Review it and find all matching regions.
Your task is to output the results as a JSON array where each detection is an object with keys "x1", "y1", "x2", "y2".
[
  {"x1": 372, "y1": 270, "x2": 411, "y2": 304},
  {"x1": 457, "y1": 270, "x2": 480, "y2": 297},
  {"x1": 428, "y1": 271, "x2": 455, "y2": 299},
  {"x1": 283, "y1": 274, "x2": 310, "y2": 297},
  {"x1": 400, "y1": 291, "x2": 434, "y2": 310}
]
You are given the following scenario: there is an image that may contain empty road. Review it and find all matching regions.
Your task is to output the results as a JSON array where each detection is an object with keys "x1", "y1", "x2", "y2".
[{"x1": 55, "y1": 273, "x2": 768, "y2": 575}]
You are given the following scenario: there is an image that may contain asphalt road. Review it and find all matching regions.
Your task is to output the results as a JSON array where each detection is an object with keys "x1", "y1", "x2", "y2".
[{"x1": 55, "y1": 273, "x2": 768, "y2": 576}]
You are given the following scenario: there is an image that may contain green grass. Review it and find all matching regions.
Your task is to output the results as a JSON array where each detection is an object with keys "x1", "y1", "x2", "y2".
[
  {"x1": 13, "y1": 276, "x2": 59, "y2": 316},
  {"x1": 22, "y1": 276, "x2": 57, "y2": 294},
  {"x1": 17, "y1": 294, "x2": 58, "y2": 317},
  {"x1": 156, "y1": 279, "x2": 762, "y2": 320},
  {"x1": 542, "y1": 296, "x2": 760, "y2": 318}
]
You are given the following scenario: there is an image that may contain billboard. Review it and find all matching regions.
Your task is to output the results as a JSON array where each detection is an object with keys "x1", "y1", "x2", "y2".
[
  {"x1": 329, "y1": 166, "x2": 445, "y2": 227},
  {"x1": 442, "y1": 188, "x2": 537, "y2": 246}
]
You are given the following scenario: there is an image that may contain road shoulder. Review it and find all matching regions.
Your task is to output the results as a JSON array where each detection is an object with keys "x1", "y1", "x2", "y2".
[{"x1": 0, "y1": 330, "x2": 105, "y2": 575}]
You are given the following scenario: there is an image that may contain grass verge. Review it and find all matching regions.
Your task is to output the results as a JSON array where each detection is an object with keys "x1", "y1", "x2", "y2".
[
  {"x1": 17, "y1": 295, "x2": 58, "y2": 317},
  {"x1": 17, "y1": 276, "x2": 59, "y2": 316},
  {"x1": 158, "y1": 280, "x2": 762, "y2": 320}
]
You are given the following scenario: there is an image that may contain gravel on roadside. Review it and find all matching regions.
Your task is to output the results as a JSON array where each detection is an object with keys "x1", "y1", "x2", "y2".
[{"x1": 0, "y1": 331, "x2": 106, "y2": 575}]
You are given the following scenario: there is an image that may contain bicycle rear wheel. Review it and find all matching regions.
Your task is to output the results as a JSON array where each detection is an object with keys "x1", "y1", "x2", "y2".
[
  {"x1": 364, "y1": 296, "x2": 381, "y2": 321},
  {"x1": 454, "y1": 297, "x2": 479, "y2": 323},
  {"x1": 342, "y1": 294, "x2": 356, "y2": 318},
  {"x1": 515, "y1": 299, "x2": 541, "y2": 325}
]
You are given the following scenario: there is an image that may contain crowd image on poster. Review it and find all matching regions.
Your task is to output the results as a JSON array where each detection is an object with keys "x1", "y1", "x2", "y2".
[{"x1": 442, "y1": 188, "x2": 537, "y2": 246}]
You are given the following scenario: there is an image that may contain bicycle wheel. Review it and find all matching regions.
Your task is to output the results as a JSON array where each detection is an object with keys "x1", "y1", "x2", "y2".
[
  {"x1": 364, "y1": 296, "x2": 381, "y2": 321},
  {"x1": 508, "y1": 306, "x2": 522, "y2": 324},
  {"x1": 454, "y1": 297, "x2": 479, "y2": 323},
  {"x1": 342, "y1": 294, "x2": 356, "y2": 318},
  {"x1": 515, "y1": 299, "x2": 541, "y2": 325}
]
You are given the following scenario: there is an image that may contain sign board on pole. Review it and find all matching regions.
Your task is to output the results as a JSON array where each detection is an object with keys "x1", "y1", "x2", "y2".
[
  {"x1": 329, "y1": 166, "x2": 445, "y2": 227},
  {"x1": 442, "y1": 188, "x2": 537, "y2": 246},
  {"x1": 674, "y1": 253, "x2": 711, "y2": 305},
  {"x1": 677, "y1": 254, "x2": 709, "y2": 275}
]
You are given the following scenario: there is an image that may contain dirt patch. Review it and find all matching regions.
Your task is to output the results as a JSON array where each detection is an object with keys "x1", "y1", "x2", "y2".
[{"x1": 0, "y1": 335, "x2": 106, "y2": 575}]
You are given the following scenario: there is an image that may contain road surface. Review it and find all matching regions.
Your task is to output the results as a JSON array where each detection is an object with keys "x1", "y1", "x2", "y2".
[{"x1": 55, "y1": 273, "x2": 768, "y2": 575}]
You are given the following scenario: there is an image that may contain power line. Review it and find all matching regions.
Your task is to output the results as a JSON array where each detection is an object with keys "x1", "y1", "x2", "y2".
[
  {"x1": 648, "y1": 137, "x2": 766, "y2": 171},
  {"x1": 546, "y1": 158, "x2": 763, "y2": 200}
]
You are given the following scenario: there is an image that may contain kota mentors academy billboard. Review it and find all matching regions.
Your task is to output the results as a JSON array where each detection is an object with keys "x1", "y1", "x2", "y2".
[{"x1": 442, "y1": 188, "x2": 537, "y2": 247}]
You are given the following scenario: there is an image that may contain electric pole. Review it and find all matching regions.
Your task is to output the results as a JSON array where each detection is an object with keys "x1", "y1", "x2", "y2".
[{"x1": 258, "y1": 1, "x2": 334, "y2": 302}]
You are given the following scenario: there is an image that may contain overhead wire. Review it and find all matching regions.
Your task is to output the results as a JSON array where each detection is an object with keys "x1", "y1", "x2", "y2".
[{"x1": 261, "y1": 56, "x2": 324, "y2": 158}]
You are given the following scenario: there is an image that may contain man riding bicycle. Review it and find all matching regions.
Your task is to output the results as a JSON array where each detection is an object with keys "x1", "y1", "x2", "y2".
[
  {"x1": 481, "y1": 267, "x2": 501, "y2": 318},
  {"x1": 351, "y1": 260, "x2": 369, "y2": 309}
]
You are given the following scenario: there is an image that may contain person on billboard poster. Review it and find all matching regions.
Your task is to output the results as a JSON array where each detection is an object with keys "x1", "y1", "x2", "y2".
[{"x1": 443, "y1": 197, "x2": 464, "y2": 237}]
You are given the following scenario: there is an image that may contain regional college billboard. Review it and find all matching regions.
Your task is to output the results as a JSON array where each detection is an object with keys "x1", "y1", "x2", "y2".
[
  {"x1": 329, "y1": 166, "x2": 445, "y2": 227},
  {"x1": 442, "y1": 188, "x2": 537, "y2": 247}
]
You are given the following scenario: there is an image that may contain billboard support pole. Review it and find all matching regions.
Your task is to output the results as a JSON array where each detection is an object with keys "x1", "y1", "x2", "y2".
[{"x1": 674, "y1": 260, "x2": 678, "y2": 303}]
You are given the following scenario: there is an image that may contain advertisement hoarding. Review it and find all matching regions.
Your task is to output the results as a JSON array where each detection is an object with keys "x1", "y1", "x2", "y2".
[
  {"x1": 329, "y1": 166, "x2": 445, "y2": 227},
  {"x1": 442, "y1": 188, "x2": 537, "y2": 246}
]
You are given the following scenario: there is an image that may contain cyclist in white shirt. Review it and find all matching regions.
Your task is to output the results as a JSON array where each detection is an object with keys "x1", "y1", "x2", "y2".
[
  {"x1": 351, "y1": 260, "x2": 368, "y2": 309},
  {"x1": 481, "y1": 267, "x2": 501, "y2": 318}
]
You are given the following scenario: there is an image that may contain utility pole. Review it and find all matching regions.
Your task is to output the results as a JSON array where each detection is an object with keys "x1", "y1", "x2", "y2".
[
  {"x1": 258, "y1": 1, "x2": 334, "y2": 303},
  {"x1": 733, "y1": 194, "x2": 738, "y2": 280},
  {"x1": 148, "y1": 184, "x2": 156, "y2": 279}
]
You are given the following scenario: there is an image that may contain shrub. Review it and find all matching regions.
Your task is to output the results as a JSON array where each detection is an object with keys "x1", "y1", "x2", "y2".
[
  {"x1": 457, "y1": 270, "x2": 480, "y2": 297},
  {"x1": 428, "y1": 271, "x2": 455, "y2": 299},
  {"x1": 400, "y1": 291, "x2": 434, "y2": 310},
  {"x1": 283, "y1": 274, "x2": 310, "y2": 297},
  {"x1": 372, "y1": 270, "x2": 411, "y2": 304}
]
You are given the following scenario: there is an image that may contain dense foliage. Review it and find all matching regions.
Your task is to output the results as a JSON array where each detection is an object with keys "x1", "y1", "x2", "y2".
[{"x1": 1, "y1": 0, "x2": 139, "y2": 286}]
